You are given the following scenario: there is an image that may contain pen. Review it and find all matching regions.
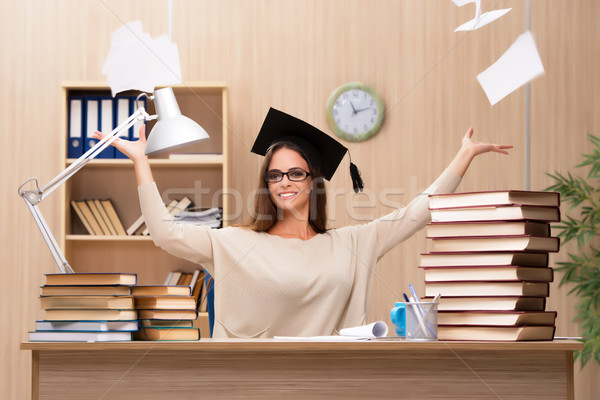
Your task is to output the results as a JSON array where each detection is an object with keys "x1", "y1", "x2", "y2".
[
  {"x1": 409, "y1": 296, "x2": 430, "y2": 338},
  {"x1": 409, "y1": 283, "x2": 422, "y2": 304}
]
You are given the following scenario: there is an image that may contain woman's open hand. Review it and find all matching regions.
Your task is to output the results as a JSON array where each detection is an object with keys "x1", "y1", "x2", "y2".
[
  {"x1": 448, "y1": 128, "x2": 513, "y2": 177},
  {"x1": 92, "y1": 125, "x2": 148, "y2": 162},
  {"x1": 460, "y1": 127, "x2": 513, "y2": 157}
]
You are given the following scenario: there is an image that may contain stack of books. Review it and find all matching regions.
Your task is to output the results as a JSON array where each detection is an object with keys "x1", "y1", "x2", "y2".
[
  {"x1": 30, "y1": 273, "x2": 138, "y2": 342},
  {"x1": 422, "y1": 190, "x2": 561, "y2": 341},
  {"x1": 132, "y1": 269, "x2": 203, "y2": 341}
]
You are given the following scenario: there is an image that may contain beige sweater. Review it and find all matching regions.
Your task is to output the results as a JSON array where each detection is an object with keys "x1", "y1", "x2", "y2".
[{"x1": 138, "y1": 169, "x2": 461, "y2": 338}]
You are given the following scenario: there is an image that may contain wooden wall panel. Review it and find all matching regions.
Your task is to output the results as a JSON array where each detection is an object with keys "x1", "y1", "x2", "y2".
[{"x1": 1, "y1": 1, "x2": 597, "y2": 399}]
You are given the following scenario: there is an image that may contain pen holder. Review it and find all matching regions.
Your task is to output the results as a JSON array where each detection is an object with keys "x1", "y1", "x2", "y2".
[{"x1": 390, "y1": 301, "x2": 438, "y2": 341}]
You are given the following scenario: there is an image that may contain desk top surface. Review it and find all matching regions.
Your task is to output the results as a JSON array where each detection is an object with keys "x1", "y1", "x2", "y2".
[{"x1": 21, "y1": 338, "x2": 583, "y2": 352}]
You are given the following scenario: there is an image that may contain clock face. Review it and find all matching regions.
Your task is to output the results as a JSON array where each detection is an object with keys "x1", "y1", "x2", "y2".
[{"x1": 326, "y1": 82, "x2": 384, "y2": 142}]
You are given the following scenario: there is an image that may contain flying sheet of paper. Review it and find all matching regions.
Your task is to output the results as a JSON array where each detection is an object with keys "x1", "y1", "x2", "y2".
[
  {"x1": 477, "y1": 31, "x2": 545, "y2": 106},
  {"x1": 453, "y1": 0, "x2": 511, "y2": 31},
  {"x1": 102, "y1": 21, "x2": 182, "y2": 97},
  {"x1": 455, "y1": 8, "x2": 512, "y2": 31},
  {"x1": 274, "y1": 321, "x2": 389, "y2": 341}
]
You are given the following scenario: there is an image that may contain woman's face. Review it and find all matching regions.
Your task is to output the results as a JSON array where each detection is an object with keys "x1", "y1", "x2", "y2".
[{"x1": 267, "y1": 147, "x2": 313, "y2": 218}]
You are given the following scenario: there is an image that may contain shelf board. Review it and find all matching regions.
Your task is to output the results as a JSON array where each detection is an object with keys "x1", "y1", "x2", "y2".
[
  {"x1": 66, "y1": 235, "x2": 154, "y2": 241},
  {"x1": 66, "y1": 154, "x2": 224, "y2": 168},
  {"x1": 62, "y1": 81, "x2": 227, "y2": 93}
]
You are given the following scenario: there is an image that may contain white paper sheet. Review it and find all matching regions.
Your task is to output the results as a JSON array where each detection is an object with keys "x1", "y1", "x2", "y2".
[
  {"x1": 477, "y1": 31, "x2": 545, "y2": 106},
  {"x1": 274, "y1": 321, "x2": 389, "y2": 341},
  {"x1": 454, "y1": 8, "x2": 512, "y2": 31},
  {"x1": 452, "y1": 0, "x2": 511, "y2": 31},
  {"x1": 102, "y1": 21, "x2": 183, "y2": 97}
]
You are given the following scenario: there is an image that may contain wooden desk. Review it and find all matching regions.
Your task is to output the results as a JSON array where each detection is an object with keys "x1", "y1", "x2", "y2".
[{"x1": 22, "y1": 339, "x2": 582, "y2": 399}]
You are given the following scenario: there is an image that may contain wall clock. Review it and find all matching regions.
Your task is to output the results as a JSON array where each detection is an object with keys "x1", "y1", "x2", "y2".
[{"x1": 325, "y1": 82, "x2": 385, "y2": 142}]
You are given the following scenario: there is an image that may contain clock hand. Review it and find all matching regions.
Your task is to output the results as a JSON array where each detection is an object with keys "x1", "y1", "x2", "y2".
[
  {"x1": 355, "y1": 107, "x2": 372, "y2": 113},
  {"x1": 349, "y1": 101, "x2": 358, "y2": 115}
]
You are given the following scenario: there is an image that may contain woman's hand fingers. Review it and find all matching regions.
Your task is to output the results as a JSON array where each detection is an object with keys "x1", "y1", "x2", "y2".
[
  {"x1": 138, "y1": 125, "x2": 147, "y2": 144},
  {"x1": 463, "y1": 128, "x2": 512, "y2": 156}
]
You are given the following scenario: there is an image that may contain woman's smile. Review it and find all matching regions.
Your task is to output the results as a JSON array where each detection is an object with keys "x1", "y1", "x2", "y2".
[{"x1": 278, "y1": 191, "x2": 299, "y2": 200}]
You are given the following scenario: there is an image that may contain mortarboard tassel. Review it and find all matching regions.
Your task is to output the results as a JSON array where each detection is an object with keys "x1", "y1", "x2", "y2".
[{"x1": 349, "y1": 162, "x2": 364, "y2": 193}]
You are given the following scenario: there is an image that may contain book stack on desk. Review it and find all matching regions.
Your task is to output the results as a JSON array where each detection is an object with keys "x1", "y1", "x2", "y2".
[
  {"x1": 30, "y1": 273, "x2": 138, "y2": 342},
  {"x1": 132, "y1": 271, "x2": 201, "y2": 341},
  {"x1": 422, "y1": 190, "x2": 560, "y2": 341}
]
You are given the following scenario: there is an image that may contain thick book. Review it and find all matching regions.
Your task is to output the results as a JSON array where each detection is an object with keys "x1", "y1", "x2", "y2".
[
  {"x1": 71, "y1": 200, "x2": 98, "y2": 235},
  {"x1": 134, "y1": 296, "x2": 197, "y2": 310},
  {"x1": 40, "y1": 285, "x2": 132, "y2": 296},
  {"x1": 429, "y1": 190, "x2": 560, "y2": 209},
  {"x1": 420, "y1": 252, "x2": 548, "y2": 267},
  {"x1": 167, "y1": 271, "x2": 183, "y2": 286},
  {"x1": 29, "y1": 330, "x2": 133, "y2": 342},
  {"x1": 139, "y1": 319, "x2": 194, "y2": 328},
  {"x1": 75, "y1": 200, "x2": 105, "y2": 234},
  {"x1": 137, "y1": 309, "x2": 198, "y2": 320},
  {"x1": 437, "y1": 311, "x2": 557, "y2": 326},
  {"x1": 99, "y1": 199, "x2": 127, "y2": 236},
  {"x1": 39, "y1": 296, "x2": 134, "y2": 310},
  {"x1": 421, "y1": 266, "x2": 554, "y2": 282},
  {"x1": 44, "y1": 273, "x2": 137, "y2": 286},
  {"x1": 429, "y1": 235, "x2": 560, "y2": 253},
  {"x1": 132, "y1": 285, "x2": 192, "y2": 296},
  {"x1": 428, "y1": 296, "x2": 547, "y2": 311},
  {"x1": 189, "y1": 269, "x2": 202, "y2": 291},
  {"x1": 177, "y1": 273, "x2": 192, "y2": 285},
  {"x1": 126, "y1": 213, "x2": 145, "y2": 236},
  {"x1": 198, "y1": 275, "x2": 211, "y2": 312},
  {"x1": 87, "y1": 199, "x2": 113, "y2": 235},
  {"x1": 191, "y1": 270, "x2": 205, "y2": 303},
  {"x1": 437, "y1": 325, "x2": 555, "y2": 341},
  {"x1": 134, "y1": 326, "x2": 200, "y2": 341},
  {"x1": 425, "y1": 281, "x2": 549, "y2": 297},
  {"x1": 430, "y1": 205, "x2": 560, "y2": 223},
  {"x1": 426, "y1": 220, "x2": 550, "y2": 238},
  {"x1": 35, "y1": 320, "x2": 138, "y2": 332},
  {"x1": 44, "y1": 309, "x2": 137, "y2": 321}
]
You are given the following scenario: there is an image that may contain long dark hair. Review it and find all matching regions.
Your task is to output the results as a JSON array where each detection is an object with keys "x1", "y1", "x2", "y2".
[{"x1": 248, "y1": 141, "x2": 328, "y2": 233}]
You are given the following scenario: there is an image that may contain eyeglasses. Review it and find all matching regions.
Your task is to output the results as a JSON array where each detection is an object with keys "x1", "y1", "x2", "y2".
[{"x1": 265, "y1": 168, "x2": 311, "y2": 183}]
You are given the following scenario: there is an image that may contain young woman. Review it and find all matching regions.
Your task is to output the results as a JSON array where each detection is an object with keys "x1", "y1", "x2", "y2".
[{"x1": 94, "y1": 108, "x2": 512, "y2": 338}]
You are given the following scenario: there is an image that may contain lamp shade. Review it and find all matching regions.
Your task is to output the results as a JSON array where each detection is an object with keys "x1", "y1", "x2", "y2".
[{"x1": 144, "y1": 87, "x2": 210, "y2": 155}]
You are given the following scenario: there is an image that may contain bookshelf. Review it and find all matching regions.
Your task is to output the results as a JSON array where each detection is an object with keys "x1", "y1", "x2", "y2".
[{"x1": 59, "y1": 82, "x2": 228, "y2": 337}]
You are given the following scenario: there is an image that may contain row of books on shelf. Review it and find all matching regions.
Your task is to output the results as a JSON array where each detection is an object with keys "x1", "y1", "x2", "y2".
[
  {"x1": 422, "y1": 190, "x2": 560, "y2": 342},
  {"x1": 71, "y1": 195, "x2": 223, "y2": 236},
  {"x1": 29, "y1": 269, "x2": 213, "y2": 342},
  {"x1": 68, "y1": 94, "x2": 146, "y2": 159},
  {"x1": 71, "y1": 199, "x2": 127, "y2": 236}
]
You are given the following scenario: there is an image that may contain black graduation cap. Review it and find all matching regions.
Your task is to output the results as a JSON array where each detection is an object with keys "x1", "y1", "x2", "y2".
[{"x1": 251, "y1": 108, "x2": 363, "y2": 192}]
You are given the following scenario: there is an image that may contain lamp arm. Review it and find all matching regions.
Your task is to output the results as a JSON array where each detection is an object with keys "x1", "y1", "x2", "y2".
[{"x1": 18, "y1": 106, "x2": 153, "y2": 274}]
